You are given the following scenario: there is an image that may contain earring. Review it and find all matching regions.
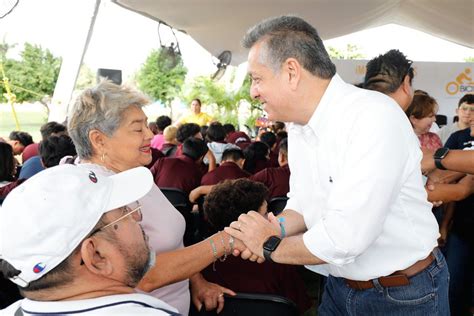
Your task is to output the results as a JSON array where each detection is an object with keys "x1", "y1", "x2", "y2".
[{"x1": 101, "y1": 152, "x2": 106, "y2": 163}]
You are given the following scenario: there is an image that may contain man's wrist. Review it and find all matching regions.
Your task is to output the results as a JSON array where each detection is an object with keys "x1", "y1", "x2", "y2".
[{"x1": 434, "y1": 147, "x2": 449, "y2": 170}]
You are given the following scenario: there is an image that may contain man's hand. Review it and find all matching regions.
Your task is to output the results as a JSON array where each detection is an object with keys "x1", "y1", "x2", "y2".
[
  {"x1": 190, "y1": 273, "x2": 236, "y2": 314},
  {"x1": 225, "y1": 211, "x2": 280, "y2": 259}
]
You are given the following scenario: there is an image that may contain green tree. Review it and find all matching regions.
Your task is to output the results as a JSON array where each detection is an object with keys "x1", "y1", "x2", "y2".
[
  {"x1": 136, "y1": 48, "x2": 187, "y2": 112},
  {"x1": 1, "y1": 42, "x2": 61, "y2": 105},
  {"x1": 328, "y1": 44, "x2": 365, "y2": 60},
  {"x1": 75, "y1": 64, "x2": 96, "y2": 90},
  {"x1": 184, "y1": 75, "x2": 263, "y2": 128},
  {"x1": 464, "y1": 56, "x2": 474, "y2": 62}
]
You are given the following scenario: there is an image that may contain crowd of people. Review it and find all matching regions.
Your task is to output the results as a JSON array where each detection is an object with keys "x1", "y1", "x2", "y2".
[{"x1": 0, "y1": 15, "x2": 473, "y2": 316}]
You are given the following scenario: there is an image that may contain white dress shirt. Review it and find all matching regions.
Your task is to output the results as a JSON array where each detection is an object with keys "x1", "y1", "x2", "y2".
[{"x1": 286, "y1": 74, "x2": 439, "y2": 281}]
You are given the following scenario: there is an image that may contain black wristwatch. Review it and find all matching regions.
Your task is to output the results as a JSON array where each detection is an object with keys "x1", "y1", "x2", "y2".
[
  {"x1": 263, "y1": 236, "x2": 281, "y2": 262},
  {"x1": 433, "y1": 147, "x2": 449, "y2": 170}
]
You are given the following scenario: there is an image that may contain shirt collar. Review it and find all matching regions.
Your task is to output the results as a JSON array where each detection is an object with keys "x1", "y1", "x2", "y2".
[{"x1": 289, "y1": 74, "x2": 345, "y2": 137}]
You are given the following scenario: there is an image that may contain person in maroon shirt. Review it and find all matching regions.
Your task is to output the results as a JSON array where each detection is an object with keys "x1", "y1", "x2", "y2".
[
  {"x1": 259, "y1": 131, "x2": 280, "y2": 167},
  {"x1": 201, "y1": 148, "x2": 250, "y2": 185},
  {"x1": 201, "y1": 178, "x2": 312, "y2": 314},
  {"x1": 150, "y1": 137, "x2": 208, "y2": 195},
  {"x1": 250, "y1": 138, "x2": 290, "y2": 199},
  {"x1": 243, "y1": 141, "x2": 271, "y2": 174},
  {"x1": 22, "y1": 122, "x2": 67, "y2": 163},
  {"x1": 189, "y1": 148, "x2": 251, "y2": 203}
]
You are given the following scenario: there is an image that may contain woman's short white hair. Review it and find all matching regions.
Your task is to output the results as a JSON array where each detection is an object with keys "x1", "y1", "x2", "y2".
[{"x1": 68, "y1": 80, "x2": 150, "y2": 159}]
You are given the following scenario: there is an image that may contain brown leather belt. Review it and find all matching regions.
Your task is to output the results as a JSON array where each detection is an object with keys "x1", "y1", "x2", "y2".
[{"x1": 345, "y1": 250, "x2": 436, "y2": 290}]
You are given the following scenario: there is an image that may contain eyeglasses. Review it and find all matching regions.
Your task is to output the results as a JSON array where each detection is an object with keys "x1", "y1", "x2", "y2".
[
  {"x1": 79, "y1": 202, "x2": 142, "y2": 266},
  {"x1": 89, "y1": 202, "x2": 143, "y2": 236}
]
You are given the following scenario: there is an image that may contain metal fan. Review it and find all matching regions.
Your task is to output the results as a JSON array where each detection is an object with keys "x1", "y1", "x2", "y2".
[
  {"x1": 211, "y1": 50, "x2": 232, "y2": 80},
  {"x1": 157, "y1": 21, "x2": 182, "y2": 70}
]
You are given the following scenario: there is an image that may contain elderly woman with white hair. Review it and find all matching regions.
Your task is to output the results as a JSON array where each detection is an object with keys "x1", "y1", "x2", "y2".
[{"x1": 67, "y1": 81, "x2": 240, "y2": 315}]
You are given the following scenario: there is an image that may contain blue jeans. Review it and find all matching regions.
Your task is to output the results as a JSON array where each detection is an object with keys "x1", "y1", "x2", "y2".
[
  {"x1": 318, "y1": 248, "x2": 450, "y2": 315},
  {"x1": 444, "y1": 232, "x2": 472, "y2": 315}
]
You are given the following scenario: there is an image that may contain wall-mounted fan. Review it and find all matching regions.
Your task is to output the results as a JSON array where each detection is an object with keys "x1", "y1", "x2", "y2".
[
  {"x1": 211, "y1": 50, "x2": 232, "y2": 80},
  {"x1": 157, "y1": 21, "x2": 182, "y2": 70}
]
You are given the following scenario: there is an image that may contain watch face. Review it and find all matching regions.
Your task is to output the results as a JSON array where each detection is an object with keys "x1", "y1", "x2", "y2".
[
  {"x1": 434, "y1": 147, "x2": 449, "y2": 159},
  {"x1": 264, "y1": 236, "x2": 281, "y2": 251}
]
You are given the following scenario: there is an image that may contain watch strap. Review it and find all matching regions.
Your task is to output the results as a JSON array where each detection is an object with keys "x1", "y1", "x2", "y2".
[
  {"x1": 263, "y1": 247, "x2": 274, "y2": 262},
  {"x1": 434, "y1": 157, "x2": 447, "y2": 170}
]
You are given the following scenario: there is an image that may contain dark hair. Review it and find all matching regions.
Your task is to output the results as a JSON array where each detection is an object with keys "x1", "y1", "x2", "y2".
[
  {"x1": 39, "y1": 135, "x2": 77, "y2": 168},
  {"x1": 223, "y1": 123, "x2": 236, "y2": 135},
  {"x1": 222, "y1": 148, "x2": 245, "y2": 162},
  {"x1": 271, "y1": 121, "x2": 285, "y2": 133},
  {"x1": 414, "y1": 89, "x2": 429, "y2": 96},
  {"x1": 204, "y1": 179, "x2": 268, "y2": 232},
  {"x1": 156, "y1": 115, "x2": 172, "y2": 131},
  {"x1": 206, "y1": 122, "x2": 226, "y2": 142},
  {"x1": 279, "y1": 137, "x2": 288, "y2": 156},
  {"x1": 242, "y1": 15, "x2": 336, "y2": 79},
  {"x1": 176, "y1": 123, "x2": 201, "y2": 143},
  {"x1": 458, "y1": 94, "x2": 474, "y2": 107},
  {"x1": 191, "y1": 98, "x2": 202, "y2": 106},
  {"x1": 259, "y1": 132, "x2": 277, "y2": 148},
  {"x1": 364, "y1": 49, "x2": 414, "y2": 94},
  {"x1": 182, "y1": 137, "x2": 208, "y2": 161},
  {"x1": 200, "y1": 125, "x2": 209, "y2": 140},
  {"x1": 406, "y1": 94, "x2": 438, "y2": 120},
  {"x1": 243, "y1": 141, "x2": 269, "y2": 173},
  {"x1": 0, "y1": 142, "x2": 15, "y2": 181},
  {"x1": 276, "y1": 131, "x2": 288, "y2": 139},
  {"x1": 40, "y1": 122, "x2": 67, "y2": 140},
  {"x1": 9, "y1": 131, "x2": 33, "y2": 147}
]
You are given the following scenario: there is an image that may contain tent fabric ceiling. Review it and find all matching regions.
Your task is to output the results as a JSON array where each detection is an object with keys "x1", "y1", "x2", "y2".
[{"x1": 113, "y1": 0, "x2": 474, "y2": 64}]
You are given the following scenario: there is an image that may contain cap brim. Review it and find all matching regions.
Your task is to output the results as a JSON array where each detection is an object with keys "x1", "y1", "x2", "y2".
[{"x1": 105, "y1": 167, "x2": 153, "y2": 211}]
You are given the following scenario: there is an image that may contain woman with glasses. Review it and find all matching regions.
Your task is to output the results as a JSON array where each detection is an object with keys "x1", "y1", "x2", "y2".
[{"x1": 68, "y1": 81, "x2": 239, "y2": 315}]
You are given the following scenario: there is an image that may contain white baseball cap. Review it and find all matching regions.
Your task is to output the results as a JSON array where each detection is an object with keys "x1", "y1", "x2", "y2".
[{"x1": 0, "y1": 164, "x2": 153, "y2": 287}]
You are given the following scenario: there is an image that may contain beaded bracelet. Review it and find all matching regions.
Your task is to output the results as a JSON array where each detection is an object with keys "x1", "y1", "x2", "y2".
[
  {"x1": 219, "y1": 234, "x2": 228, "y2": 262},
  {"x1": 209, "y1": 238, "x2": 218, "y2": 271},
  {"x1": 279, "y1": 217, "x2": 286, "y2": 238}
]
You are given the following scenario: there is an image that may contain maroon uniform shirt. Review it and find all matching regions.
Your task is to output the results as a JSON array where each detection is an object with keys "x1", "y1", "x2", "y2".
[
  {"x1": 250, "y1": 164, "x2": 290, "y2": 198},
  {"x1": 201, "y1": 161, "x2": 251, "y2": 185},
  {"x1": 150, "y1": 155, "x2": 203, "y2": 194}
]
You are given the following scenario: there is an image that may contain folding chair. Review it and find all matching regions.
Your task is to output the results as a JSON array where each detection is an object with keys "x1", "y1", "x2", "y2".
[
  {"x1": 196, "y1": 293, "x2": 299, "y2": 316},
  {"x1": 159, "y1": 187, "x2": 198, "y2": 245}
]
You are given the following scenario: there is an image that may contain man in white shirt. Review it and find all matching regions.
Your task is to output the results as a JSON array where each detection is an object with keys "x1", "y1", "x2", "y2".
[
  {"x1": 437, "y1": 94, "x2": 474, "y2": 145},
  {"x1": 225, "y1": 16, "x2": 448, "y2": 315},
  {"x1": 0, "y1": 165, "x2": 179, "y2": 315}
]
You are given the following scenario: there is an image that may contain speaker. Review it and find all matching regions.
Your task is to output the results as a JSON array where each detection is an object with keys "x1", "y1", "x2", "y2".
[{"x1": 97, "y1": 68, "x2": 122, "y2": 85}]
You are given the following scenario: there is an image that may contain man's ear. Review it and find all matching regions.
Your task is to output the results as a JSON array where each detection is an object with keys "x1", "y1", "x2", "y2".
[
  {"x1": 283, "y1": 58, "x2": 301, "y2": 90},
  {"x1": 402, "y1": 75, "x2": 412, "y2": 96},
  {"x1": 80, "y1": 237, "x2": 114, "y2": 276}
]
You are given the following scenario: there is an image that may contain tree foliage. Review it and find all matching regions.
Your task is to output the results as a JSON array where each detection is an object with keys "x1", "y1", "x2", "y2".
[
  {"x1": 75, "y1": 64, "x2": 96, "y2": 90},
  {"x1": 465, "y1": 56, "x2": 474, "y2": 62},
  {"x1": 328, "y1": 44, "x2": 365, "y2": 60},
  {"x1": 184, "y1": 74, "x2": 263, "y2": 127},
  {"x1": 136, "y1": 48, "x2": 187, "y2": 106},
  {"x1": 1, "y1": 42, "x2": 61, "y2": 103}
]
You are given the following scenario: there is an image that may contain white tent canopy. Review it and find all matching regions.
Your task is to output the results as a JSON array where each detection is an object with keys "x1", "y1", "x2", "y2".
[{"x1": 112, "y1": 0, "x2": 474, "y2": 65}]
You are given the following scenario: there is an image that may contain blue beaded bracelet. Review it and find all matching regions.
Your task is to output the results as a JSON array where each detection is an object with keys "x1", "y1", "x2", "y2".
[{"x1": 279, "y1": 217, "x2": 286, "y2": 238}]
